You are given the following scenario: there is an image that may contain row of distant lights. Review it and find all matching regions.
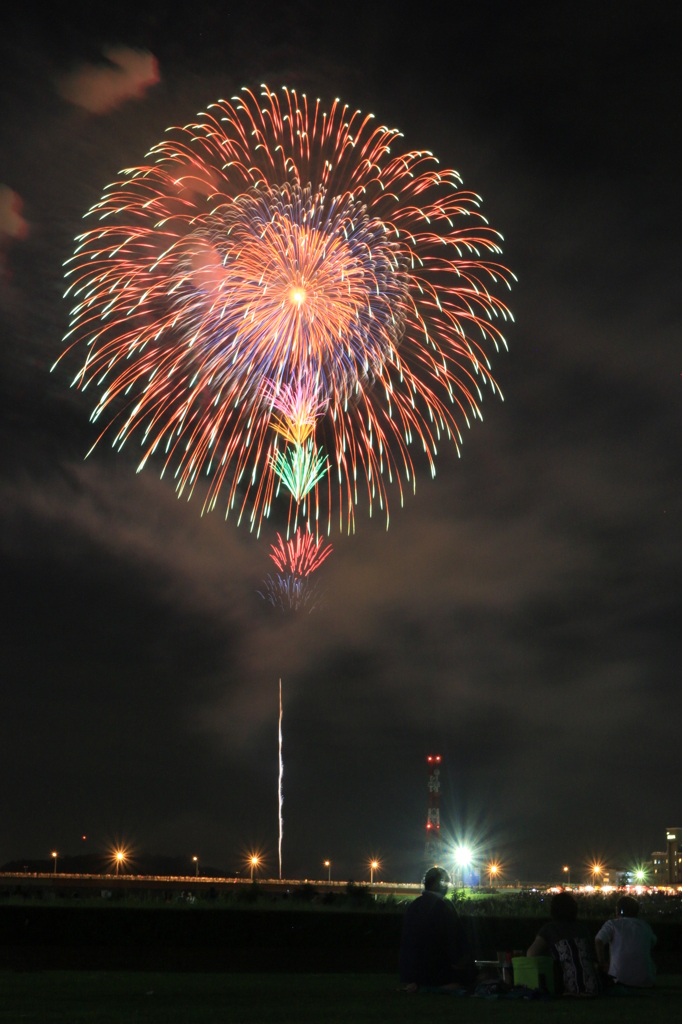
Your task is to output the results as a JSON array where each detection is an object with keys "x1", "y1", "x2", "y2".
[
  {"x1": 50, "y1": 848, "x2": 649, "y2": 884},
  {"x1": 49, "y1": 850, "x2": 378, "y2": 880},
  {"x1": 248, "y1": 855, "x2": 380, "y2": 880},
  {"x1": 450, "y1": 851, "x2": 650, "y2": 884},
  {"x1": 50, "y1": 846, "x2": 482, "y2": 881},
  {"x1": 563, "y1": 864, "x2": 648, "y2": 882}
]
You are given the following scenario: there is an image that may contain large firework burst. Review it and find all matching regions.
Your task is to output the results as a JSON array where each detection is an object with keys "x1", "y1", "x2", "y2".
[{"x1": 58, "y1": 86, "x2": 514, "y2": 536}]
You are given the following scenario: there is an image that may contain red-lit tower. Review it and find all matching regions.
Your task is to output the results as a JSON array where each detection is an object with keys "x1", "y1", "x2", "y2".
[{"x1": 425, "y1": 755, "x2": 442, "y2": 865}]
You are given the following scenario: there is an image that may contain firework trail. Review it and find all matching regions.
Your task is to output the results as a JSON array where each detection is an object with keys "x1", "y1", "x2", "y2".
[
  {"x1": 57, "y1": 85, "x2": 514, "y2": 542},
  {"x1": 278, "y1": 678, "x2": 283, "y2": 881}
]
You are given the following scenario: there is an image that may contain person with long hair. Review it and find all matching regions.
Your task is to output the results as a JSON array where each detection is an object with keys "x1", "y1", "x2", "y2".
[{"x1": 527, "y1": 892, "x2": 598, "y2": 996}]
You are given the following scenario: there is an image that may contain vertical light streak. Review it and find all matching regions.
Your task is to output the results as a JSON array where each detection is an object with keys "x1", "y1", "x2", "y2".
[{"x1": 278, "y1": 677, "x2": 283, "y2": 880}]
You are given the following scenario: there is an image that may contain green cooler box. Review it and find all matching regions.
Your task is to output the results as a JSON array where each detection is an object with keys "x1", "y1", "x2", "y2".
[{"x1": 512, "y1": 956, "x2": 555, "y2": 994}]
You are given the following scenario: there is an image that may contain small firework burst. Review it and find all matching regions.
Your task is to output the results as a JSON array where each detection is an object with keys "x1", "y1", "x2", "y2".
[
  {"x1": 269, "y1": 528, "x2": 333, "y2": 576},
  {"x1": 259, "y1": 572, "x2": 323, "y2": 613}
]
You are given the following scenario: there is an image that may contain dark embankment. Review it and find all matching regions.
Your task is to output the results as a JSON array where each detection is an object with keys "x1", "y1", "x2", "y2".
[{"x1": 1, "y1": 906, "x2": 681, "y2": 972}]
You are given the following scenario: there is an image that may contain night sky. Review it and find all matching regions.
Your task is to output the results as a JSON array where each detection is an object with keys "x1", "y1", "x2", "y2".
[{"x1": 1, "y1": 1, "x2": 680, "y2": 882}]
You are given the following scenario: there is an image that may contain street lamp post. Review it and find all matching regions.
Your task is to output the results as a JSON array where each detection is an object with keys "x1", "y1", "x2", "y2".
[
  {"x1": 324, "y1": 860, "x2": 331, "y2": 883},
  {"x1": 592, "y1": 865, "x2": 601, "y2": 887},
  {"x1": 488, "y1": 863, "x2": 498, "y2": 887},
  {"x1": 563, "y1": 865, "x2": 570, "y2": 885},
  {"x1": 116, "y1": 852, "x2": 124, "y2": 876},
  {"x1": 193, "y1": 856, "x2": 199, "y2": 877},
  {"x1": 51, "y1": 852, "x2": 58, "y2": 875},
  {"x1": 370, "y1": 860, "x2": 379, "y2": 884},
  {"x1": 250, "y1": 856, "x2": 259, "y2": 881}
]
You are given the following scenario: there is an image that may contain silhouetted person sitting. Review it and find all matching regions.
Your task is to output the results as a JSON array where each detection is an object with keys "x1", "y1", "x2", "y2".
[
  {"x1": 527, "y1": 891, "x2": 598, "y2": 996},
  {"x1": 399, "y1": 867, "x2": 475, "y2": 992},
  {"x1": 595, "y1": 895, "x2": 657, "y2": 987}
]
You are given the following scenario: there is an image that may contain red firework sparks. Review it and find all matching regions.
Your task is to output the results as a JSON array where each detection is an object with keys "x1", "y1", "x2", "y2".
[{"x1": 269, "y1": 529, "x2": 333, "y2": 576}]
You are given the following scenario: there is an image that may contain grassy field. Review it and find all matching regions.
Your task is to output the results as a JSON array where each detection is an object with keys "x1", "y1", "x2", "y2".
[
  {"x1": 3, "y1": 888, "x2": 681, "y2": 921},
  {"x1": 0, "y1": 973, "x2": 681, "y2": 1024}
]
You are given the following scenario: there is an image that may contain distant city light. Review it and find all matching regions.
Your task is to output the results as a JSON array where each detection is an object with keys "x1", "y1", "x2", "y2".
[
  {"x1": 243, "y1": 850, "x2": 264, "y2": 881},
  {"x1": 113, "y1": 848, "x2": 128, "y2": 875}
]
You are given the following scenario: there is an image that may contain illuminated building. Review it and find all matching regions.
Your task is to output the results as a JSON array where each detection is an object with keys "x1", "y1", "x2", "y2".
[
  {"x1": 666, "y1": 827, "x2": 682, "y2": 884},
  {"x1": 425, "y1": 756, "x2": 442, "y2": 865},
  {"x1": 649, "y1": 828, "x2": 682, "y2": 885},
  {"x1": 651, "y1": 852, "x2": 667, "y2": 883}
]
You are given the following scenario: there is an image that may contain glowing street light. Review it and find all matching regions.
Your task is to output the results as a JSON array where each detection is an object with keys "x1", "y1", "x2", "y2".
[
  {"x1": 563, "y1": 865, "x2": 571, "y2": 884},
  {"x1": 453, "y1": 845, "x2": 472, "y2": 885},
  {"x1": 488, "y1": 863, "x2": 499, "y2": 887},
  {"x1": 370, "y1": 860, "x2": 379, "y2": 884},
  {"x1": 51, "y1": 852, "x2": 58, "y2": 875},
  {"x1": 592, "y1": 864, "x2": 602, "y2": 886},
  {"x1": 115, "y1": 850, "x2": 125, "y2": 876},
  {"x1": 250, "y1": 855, "x2": 259, "y2": 881},
  {"x1": 324, "y1": 860, "x2": 331, "y2": 883},
  {"x1": 193, "y1": 856, "x2": 199, "y2": 877}
]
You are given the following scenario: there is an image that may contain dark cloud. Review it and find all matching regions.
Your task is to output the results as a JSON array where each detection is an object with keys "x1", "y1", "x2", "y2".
[{"x1": 0, "y1": 1, "x2": 680, "y2": 881}]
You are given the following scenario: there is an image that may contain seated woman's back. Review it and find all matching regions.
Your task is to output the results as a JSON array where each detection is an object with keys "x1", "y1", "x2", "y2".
[{"x1": 527, "y1": 892, "x2": 598, "y2": 996}]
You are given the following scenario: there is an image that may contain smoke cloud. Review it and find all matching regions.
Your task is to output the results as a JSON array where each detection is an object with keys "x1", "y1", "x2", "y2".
[
  {"x1": 57, "y1": 47, "x2": 160, "y2": 114},
  {"x1": 0, "y1": 186, "x2": 28, "y2": 278},
  {"x1": 0, "y1": 186, "x2": 28, "y2": 243}
]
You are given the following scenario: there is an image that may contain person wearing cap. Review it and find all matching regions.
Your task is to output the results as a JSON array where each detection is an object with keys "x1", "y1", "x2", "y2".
[
  {"x1": 399, "y1": 866, "x2": 475, "y2": 992},
  {"x1": 595, "y1": 896, "x2": 657, "y2": 988}
]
